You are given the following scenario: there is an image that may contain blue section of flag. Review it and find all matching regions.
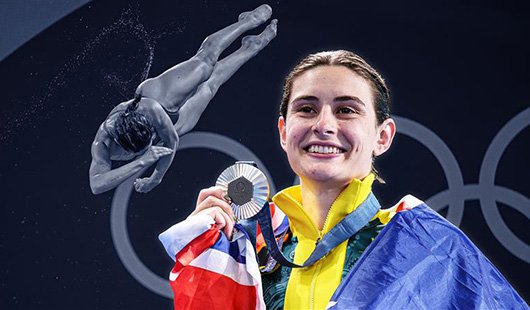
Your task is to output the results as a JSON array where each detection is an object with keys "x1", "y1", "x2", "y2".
[
  {"x1": 274, "y1": 215, "x2": 289, "y2": 236},
  {"x1": 328, "y1": 204, "x2": 529, "y2": 309},
  {"x1": 211, "y1": 228, "x2": 247, "y2": 264}
]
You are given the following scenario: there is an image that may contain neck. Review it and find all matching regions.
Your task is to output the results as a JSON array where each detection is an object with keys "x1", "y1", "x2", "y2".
[{"x1": 299, "y1": 180, "x2": 348, "y2": 230}]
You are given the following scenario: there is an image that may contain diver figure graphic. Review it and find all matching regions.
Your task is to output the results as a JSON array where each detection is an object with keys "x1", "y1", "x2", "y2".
[{"x1": 89, "y1": 5, "x2": 277, "y2": 194}]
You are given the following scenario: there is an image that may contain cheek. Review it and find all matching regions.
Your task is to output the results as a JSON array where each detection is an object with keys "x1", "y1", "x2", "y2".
[
  {"x1": 363, "y1": 132, "x2": 380, "y2": 156},
  {"x1": 285, "y1": 126, "x2": 300, "y2": 143},
  {"x1": 343, "y1": 125, "x2": 376, "y2": 154}
]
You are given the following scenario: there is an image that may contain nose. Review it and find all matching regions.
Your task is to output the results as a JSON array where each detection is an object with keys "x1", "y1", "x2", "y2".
[{"x1": 313, "y1": 107, "x2": 336, "y2": 136}]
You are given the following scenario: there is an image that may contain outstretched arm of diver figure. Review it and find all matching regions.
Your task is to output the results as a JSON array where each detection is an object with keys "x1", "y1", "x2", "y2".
[
  {"x1": 89, "y1": 126, "x2": 173, "y2": 194},
  {"x1": 133, "y1": 99, "x2": 179, "y2": 193},
  {"x1": 174, "y1": 19, "x2": 277, "y2": 136}
]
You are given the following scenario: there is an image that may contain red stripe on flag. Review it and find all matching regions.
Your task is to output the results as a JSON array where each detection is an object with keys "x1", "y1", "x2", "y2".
[
  {"x1": 171, "y1": 265, "x2": 258, "y2": 309},
  {"x1": 172, "y1": 225, "x2": 220, "y2": 274},
  {"x1": 396, "y1": 200, "x2": 414, "y2": 212}
]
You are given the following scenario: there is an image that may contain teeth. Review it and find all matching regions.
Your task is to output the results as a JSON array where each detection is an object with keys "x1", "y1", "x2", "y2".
[{"x1": 307, "y1": 145, "x2": 342, "y2": 154}]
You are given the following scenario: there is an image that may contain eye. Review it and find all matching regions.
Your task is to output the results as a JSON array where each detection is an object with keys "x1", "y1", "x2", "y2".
[
  {"x1": 298, "y1": 105, "x2": 316, "y2": 113},
  {"x1": 337, "y1": 106, "x2": 356, "y2": 114}
]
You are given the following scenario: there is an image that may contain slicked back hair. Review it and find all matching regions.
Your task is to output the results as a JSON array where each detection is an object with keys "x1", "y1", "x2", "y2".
[
  {"x1": 280, "y1": 50, "x2": 390, "y2": 125},
  {"x1": 114, "y1": 95, "x2": 153, "y2": 153}
]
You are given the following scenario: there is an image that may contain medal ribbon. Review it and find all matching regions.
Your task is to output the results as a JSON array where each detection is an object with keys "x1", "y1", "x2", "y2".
[{"x1": 248, "y1": 192, "x2": 381, "y2": 268}]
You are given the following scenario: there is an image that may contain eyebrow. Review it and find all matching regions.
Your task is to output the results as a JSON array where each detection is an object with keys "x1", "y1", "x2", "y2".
[
  {"x1": 334, "y1": 96, "x2": 366, "y2": 107},
  {"x1": 290, "y1": 95, "x2": 366, "y2": 107},
  {"x1": 290, "y1": 95, "x2": 318, "y2": 103}
]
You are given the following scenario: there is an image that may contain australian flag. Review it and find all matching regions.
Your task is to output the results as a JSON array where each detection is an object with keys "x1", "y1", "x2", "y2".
[{"x1": 327, "y1": 196, "x2": 528, "y2": 309}]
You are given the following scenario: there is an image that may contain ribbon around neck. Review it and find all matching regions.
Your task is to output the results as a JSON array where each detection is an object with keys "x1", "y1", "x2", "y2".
[{"x1": 243, "y1": 192, "x2": 381, "y2": 268}]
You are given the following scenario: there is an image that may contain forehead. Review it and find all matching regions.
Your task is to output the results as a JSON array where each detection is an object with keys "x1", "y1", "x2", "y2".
[{"x1": 290, "y1": 65, "x2": 374, "y2": 107}]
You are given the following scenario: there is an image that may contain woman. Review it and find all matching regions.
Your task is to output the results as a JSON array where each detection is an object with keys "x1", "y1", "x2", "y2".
[
  {"x1": 161, "y1": 50, "x2": 526, "y2": 309},
  {"x1": 185, "y1": 50, "x2": 395, "y2": 309},
  {"x1": 89, "y1": 4, "x2": 277, "y2": 194}
]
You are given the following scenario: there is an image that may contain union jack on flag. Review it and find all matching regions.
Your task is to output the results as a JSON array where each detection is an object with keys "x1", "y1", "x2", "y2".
[{"x1": 159, "y1": 214, "x2": 266, "y2": 310}]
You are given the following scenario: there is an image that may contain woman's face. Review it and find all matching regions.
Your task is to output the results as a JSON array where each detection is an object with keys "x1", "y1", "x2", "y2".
[{"x1": 278, "y1": 65, "x2": 395, "y2": 187}]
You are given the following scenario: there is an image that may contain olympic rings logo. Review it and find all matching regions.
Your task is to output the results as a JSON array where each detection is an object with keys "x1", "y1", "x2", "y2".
[{"x1": 109, "y1": 107, "x2": 530, "y2": 298}]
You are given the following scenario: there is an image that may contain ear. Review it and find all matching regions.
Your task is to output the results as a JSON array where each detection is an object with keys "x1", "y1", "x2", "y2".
[
  {"x1": 278, "y1": 116, "x2": 287, "y2": 152},
  {"x1": 373, "y1": 118, "x2": 396, "y2": 157}
]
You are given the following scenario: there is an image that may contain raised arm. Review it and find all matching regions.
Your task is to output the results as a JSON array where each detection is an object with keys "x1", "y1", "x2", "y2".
[
  {"x1": 89, "y1": 123, "x2": 173, "y2": 194},
  {"x1": 89, "y1": 127, "x2": 146, "y2": 194},
  {"x1": 133, "y1": 99, "x2": 179, "y2": 193}
]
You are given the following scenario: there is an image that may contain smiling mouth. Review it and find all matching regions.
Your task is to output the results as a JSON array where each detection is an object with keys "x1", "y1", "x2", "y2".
[{"x1": 304, "y1": 145, "x2": 345, "y2": 154}]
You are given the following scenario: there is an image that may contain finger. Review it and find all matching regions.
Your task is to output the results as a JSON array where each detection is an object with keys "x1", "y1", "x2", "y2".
[
  {"x1": 193, "y1": 207, "x2": 234, "y2": 238},
  {"x1": 152, "y1": 146, "x2": 173, "y2": 152},
  {"x1": 219, "y1": 210, "x2": 234, "y2": 238},
  {"x1": 208, "y1": 207, "x2": 227, "y2": 229},
  {"x1": 206, "y1": 207, "x2": 234, "y2": 238},
  {"x1": 137, "y1": 182, "x2": 148, "y2": 192},
  {"x1": 194, "y1": 196, "x2": 233, "y2": 218},
  {"x1": 159, "y1": 151, "x2": 173, "y2": 158},
  {"x1": 151, "y1": 149, "x2": 173, "y2": 160},
  {"x1": 196, "y1": 186, "x2": 229, "y2": 205},
  {"x1": 153, "y1": 147, "x2": 171, "y2": 154}
]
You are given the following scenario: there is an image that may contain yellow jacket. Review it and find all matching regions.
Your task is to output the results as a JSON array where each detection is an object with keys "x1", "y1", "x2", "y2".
[{"x1": 270, "y1": 174, "x2": 396, "y2": 309}]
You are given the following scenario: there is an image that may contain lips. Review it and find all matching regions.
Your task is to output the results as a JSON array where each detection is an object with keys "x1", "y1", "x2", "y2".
[{"x1": 304, "y1": 144, "x2": 345, "y2": 154}]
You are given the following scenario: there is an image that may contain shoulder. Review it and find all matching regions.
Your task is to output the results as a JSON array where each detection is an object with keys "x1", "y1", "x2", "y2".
[
  {"x1": 376, "y1": 195, "x2": 424, "y2": 224},
  {"x1": 136, "y1": 97, "x2": 173, "y2": 128},
  {"x1": 380, "y1": 195, "x2": 452, "y2": 228},
  {"x1": 377, "y1": 196, "x2": 471, "y2": 249},
  {"x1": 376, "y1": 195, "x2": 468, "y2": 243},
  {"x1": 90, "y1": 130, "x2": 111, "y2": 162},
  {"x1": 98, "y1": 102, "x2": 128, "y2": 133},
  {"x1": 92, "y1": 121, "x2": 112, "y2": 147},
  {"x1": 106, "y1": 101, "x2": 129, "y2": 117}
]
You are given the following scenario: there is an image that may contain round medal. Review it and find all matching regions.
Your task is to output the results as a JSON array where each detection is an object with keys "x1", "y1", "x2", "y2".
[{"x1": 216, "y1": 161, "x2": 270, "y2": 220}]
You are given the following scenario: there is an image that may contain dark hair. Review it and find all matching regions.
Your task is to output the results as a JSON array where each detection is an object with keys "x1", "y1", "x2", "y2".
[
  {"x1": 280, "y1": 50, "x2": 390, "y2": 125},
  {"x1": 114, "y1": 95, "x2": 153, "y2": 153}
]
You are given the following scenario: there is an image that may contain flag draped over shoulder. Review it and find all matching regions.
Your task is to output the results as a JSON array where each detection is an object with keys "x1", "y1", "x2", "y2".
[
  {"x1": 327, "y1": 197, "x2": 528, "y2": 309},
  {"x1": 159, "y1": 197, "x2": 527, "y2": 309},
  {"x1": 159, "y1": 214, "x2": 265, "y2": 310}
]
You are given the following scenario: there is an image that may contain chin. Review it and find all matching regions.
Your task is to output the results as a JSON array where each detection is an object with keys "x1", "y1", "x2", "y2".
[{"x1": 300, "y1": 169, "x2": 349, "y2": 185}]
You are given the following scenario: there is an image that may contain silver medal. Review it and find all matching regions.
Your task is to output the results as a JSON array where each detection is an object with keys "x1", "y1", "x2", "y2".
[{"x1": 216, "y1": 161, "x2": 270, "y2": 220}]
